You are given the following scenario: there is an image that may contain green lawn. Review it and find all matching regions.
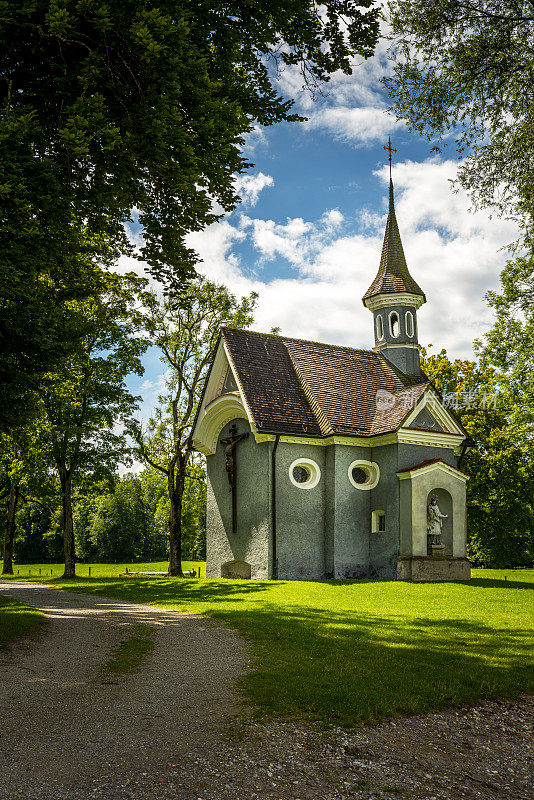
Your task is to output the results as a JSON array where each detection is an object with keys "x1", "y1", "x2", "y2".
[
  {"x1": 0, "y1": 560, "x2": 205, "y2": 580},
  {"x1": 0, "y1": 596, "x2": 47, "y2": 647},
  {"x1": 26, "y1": 566, "x2": 533, "y2": 726},
  {"x1": 103, "y1": 624, "x2": 156, "y2": 675}
]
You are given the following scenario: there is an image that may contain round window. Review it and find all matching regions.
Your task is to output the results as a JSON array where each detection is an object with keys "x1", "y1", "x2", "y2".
[
  {"x1": 292, "y1": 465, "x2": 311, "y2": 483},
  {"x1": 351, "y1": 467, "x2": 368, "y2": 485},
  {"x1": 348, "y1": 460, "x2": 380, "y2": 490},
  {"x1": 289, "y1": 458, "x2": 321, "y2": 489}
]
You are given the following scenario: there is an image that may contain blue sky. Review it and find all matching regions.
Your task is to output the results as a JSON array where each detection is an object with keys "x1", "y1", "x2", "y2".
[{"x1": 121, "y1": 35, "x2": 518, "y2": 422}]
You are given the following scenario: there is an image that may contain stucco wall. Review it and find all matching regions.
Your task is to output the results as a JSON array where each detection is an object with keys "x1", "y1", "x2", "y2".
[
  {"x1": 330, "y1": 444, "x2": 371, "y2": 579},
  {"x1": 275, "y1": 441, "x2": 326, "y2": 580},
  {"x1": 368, "y1": 444, "x2": 400, "y2": 578},
  {"x1": 206, "y1": 424, "x2": 467, "y2": 581},
  {"x1": 397, "y1": 444, "x2": 457, "y2": 472},
  {"x1": 206, "y1": 417, "x2": 271, "y2": 579}
]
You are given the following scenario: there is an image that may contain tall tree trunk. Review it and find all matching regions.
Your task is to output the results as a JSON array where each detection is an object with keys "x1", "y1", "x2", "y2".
[
  {"x1": 60, "y1": 468, "x2": 76, "y2": 578},
  {"x1": 168, "y1": 458, "x2": 185, "y2": 577},
  {"x1": 2, "y1": 481, "x2": 19, "y2": 575}
]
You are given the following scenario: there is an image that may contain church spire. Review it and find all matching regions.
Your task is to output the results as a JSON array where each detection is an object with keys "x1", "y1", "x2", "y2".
[
  {"x1": 362, "y1": 178, "x2": 425, "y2": 305},
  {"x1": 363, "y1": 143, "x2": 426, "y2": 376}
]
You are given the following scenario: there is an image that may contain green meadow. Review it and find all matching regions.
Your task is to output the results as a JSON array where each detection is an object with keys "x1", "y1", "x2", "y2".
[
  {"x1": 0, "y1": 560, "x2": 205, "y2": 580},
  {"x1": 2, "y1": 564, "x2": 529, "y2": 726},
  {"x1": 0, "y1": 596, "x2": 47, "y2": 647}
]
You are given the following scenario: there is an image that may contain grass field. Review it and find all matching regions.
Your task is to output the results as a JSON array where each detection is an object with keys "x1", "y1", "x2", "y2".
[
  {"x1": 0, "y1": 596, "x2": 47, "y2": 647},
  {"x1": 5, "y1": 564, "x2": 526, "y2": 726},
  {"x1": 0, "y1": 560, "x2": 205, "y2": 580},
  {"x1": 103, "y1": 625, "x2": 156, "y2": 675}
]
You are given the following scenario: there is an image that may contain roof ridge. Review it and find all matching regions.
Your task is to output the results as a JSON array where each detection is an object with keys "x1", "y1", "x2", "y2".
[{"x1": 221, "y1": 326, "x2": 380, "y2": 356}]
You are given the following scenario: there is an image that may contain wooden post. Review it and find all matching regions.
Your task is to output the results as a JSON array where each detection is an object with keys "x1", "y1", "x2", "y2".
[{"x1": 88, "y1": 566, "x2": 91, "y2": 576}]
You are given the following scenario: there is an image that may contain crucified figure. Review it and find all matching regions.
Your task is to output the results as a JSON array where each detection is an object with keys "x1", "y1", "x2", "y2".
[{"x1": 220, "y1": 424, "x2": 249, "y2": 491}]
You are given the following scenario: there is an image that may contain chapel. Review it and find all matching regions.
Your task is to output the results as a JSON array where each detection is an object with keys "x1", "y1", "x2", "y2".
[{"x1": 192, "y1": 174, "x2": 472, "y2": 582}]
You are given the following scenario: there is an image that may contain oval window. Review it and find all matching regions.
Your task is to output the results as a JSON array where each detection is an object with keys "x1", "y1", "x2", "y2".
[
  {"x1": 348, "y1": 460, "x2": 380, "y2": 490},
  {"x1": 389, "y1": 312, "x2": 399, "y2": 338},
  {"x1": 405, "y1": 311, "x2": 414, "y2": 338},
  {"x1": 376, "y1": 314, "x2": 384, "y2": 340},
  {"x1": 352, "y1": 467, "x2": 368, "y2": 484},
  {"x1": 289, "y1": 458, "x2": 321, "y2": 489}
]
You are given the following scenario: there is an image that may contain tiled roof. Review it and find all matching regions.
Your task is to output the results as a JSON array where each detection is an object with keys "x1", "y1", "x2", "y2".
[
  {"x1": 222, "y1": 328, "x2": 432, "y2": 438},
  {"x1": 396, "y1": 458, "x2": 469, "y2": 477},
  {"x1": 362, "y1": 180, "x2": 426, "y2": 303}
]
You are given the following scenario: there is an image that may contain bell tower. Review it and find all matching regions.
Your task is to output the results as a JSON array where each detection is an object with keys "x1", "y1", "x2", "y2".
[{"x1": 362, "y1": 140, "x2": 426, "y2": 376}]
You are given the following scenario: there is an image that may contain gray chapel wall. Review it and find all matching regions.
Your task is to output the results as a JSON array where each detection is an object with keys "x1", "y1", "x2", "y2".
[
  {"x1": 397, "y1": 443, "x2": 458, "y2": 471},
  {"x1": 275, "y1": 441, "x2": 326, "y2": 580},
  {"x1": 329, "y1": 444, "x2": 372, "y2": 579},
  {"x1": 206, "y1": 418, "x2": 271, "y2": 579},
  {"x1": 368, "y1": 444, "x2": 400, "y2": 579}
]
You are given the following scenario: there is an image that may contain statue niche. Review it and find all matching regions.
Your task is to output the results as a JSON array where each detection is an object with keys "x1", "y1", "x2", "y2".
[{"x1": 427, "y1": 493, "x2": 448, "y2": 558}]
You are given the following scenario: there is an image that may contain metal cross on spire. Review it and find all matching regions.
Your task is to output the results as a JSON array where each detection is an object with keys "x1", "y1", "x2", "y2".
[{"x1": 383, "y1": 137, "x2": 397, "y2": 179}]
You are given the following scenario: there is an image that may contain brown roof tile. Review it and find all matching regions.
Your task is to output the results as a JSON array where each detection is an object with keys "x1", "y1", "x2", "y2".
[
  {"x1": 396, "y1": 458, "x2": 469, "y2": 477},
  {"x1": 222, "y1": 328, "x2": 431, "y2": 438}
]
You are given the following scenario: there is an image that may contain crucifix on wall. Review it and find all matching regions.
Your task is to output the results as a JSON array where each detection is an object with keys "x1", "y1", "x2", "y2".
[{"x1": 220, "y1": 423, "x2": 249, "y2": 534}]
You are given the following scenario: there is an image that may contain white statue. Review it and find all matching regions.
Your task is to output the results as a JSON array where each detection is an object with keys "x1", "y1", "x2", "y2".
[{"x1": 427, "y1": 495, "x2": 447, "y2": 545}]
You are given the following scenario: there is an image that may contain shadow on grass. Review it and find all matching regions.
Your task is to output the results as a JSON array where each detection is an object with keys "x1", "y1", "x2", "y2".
[
  {"x1": 44, "y1": 576, "x2": 534, "y2": 726},
  {"x1": 52, "y1": 577, "x2": 275, "y2": 604},
  {"x1": 230, "y1": 606, "x2": 534, "y2": 725},
  {"x1": 468, "y1": 578, "x2": 534, "y2": 590}
]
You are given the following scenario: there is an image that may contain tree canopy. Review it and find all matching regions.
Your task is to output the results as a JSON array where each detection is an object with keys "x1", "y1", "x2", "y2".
[
  {"x1": 1, "y1": 0, "x2": 380, "y2": 428},
  {"x1": 2, "y1": 0, "x2": 380, "y2": 282},
  {"x1": 385, "y1": 0, "x2": 534, "y2": 241},
  {"x1": 421, "y1": 345, "x2": 534, "y2": 567},
  {"x1": 37, "y1": 271, "x2": 150, "y2": 576}
]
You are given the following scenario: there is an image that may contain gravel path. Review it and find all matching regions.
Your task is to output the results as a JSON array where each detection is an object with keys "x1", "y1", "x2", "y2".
[
  {"x1": 0, "y1": 581, "x2": 250, "y2": 800},
  {"x1": 0, "y1": 582, "x2": 532, "y2": 800}
]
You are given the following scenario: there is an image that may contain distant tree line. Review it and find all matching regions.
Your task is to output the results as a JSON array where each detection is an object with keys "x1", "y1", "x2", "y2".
[{"x1": 6, "y1": 464, "x2": 206, "y2": 566}]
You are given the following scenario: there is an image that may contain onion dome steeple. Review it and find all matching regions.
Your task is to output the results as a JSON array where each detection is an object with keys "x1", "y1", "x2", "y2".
[{"x1": 363, "y1": 140, "x2": 426, "y2": 376}]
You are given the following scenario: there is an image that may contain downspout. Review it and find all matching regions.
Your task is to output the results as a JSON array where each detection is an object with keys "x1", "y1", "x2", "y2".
[
  {"x1": 271, "y1": 435, "x2": 280, "y2": 579},
  {"x1": 457, "y1": 437, "x2": 473, "y2": 469}
]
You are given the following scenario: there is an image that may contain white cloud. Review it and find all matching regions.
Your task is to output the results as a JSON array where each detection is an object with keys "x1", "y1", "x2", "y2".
[
  {"x1": 242, "y1": 124, "x2": 268, "y2": 156},
  {"x1": 188, "y1": 158, "x2": 518, "y2": 360},
  {"x1": 234, "y1": 172, "x2": 274, "y2": 207},
  {"x1": 275, "y1": 32, "x2": 404, "y2": 147},
  {"x1": 306, "y1": 106, "x2": 404, "y2": 144}
]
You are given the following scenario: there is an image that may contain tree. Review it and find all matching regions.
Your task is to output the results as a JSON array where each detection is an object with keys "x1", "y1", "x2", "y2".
[
  {"x1": 37, "y1": 272, "x2": 150, "y2": 577},
  {"x1": 385, "y1": 0, "x2": 534, "y2": 241},
  {"x1": 130, "y1": 278, "x2": 256, "y2": 575},
  {"x1": 421, "y1": 346, "x2": 534, "y2": 567},
  {"x1": 1, "y1": 0, "x2": 379, "y2": 422},
  {"x1": 90, "y1": 479, "x2": 147, "y2": 563},
  {"x1": 0, "y1": 424, "x2": 55, "y2": 574},
  {"x1": 181, "y1": 459, "x2": 207, "y2": 561},
  {"x1": 0, "y1": 434, "x2": 22, "y2": 575}
]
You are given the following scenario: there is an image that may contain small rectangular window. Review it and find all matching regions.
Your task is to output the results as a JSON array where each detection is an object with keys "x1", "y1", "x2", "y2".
[{"x1": 372, "y1": 510, "x2": 386, "y2": 533}]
